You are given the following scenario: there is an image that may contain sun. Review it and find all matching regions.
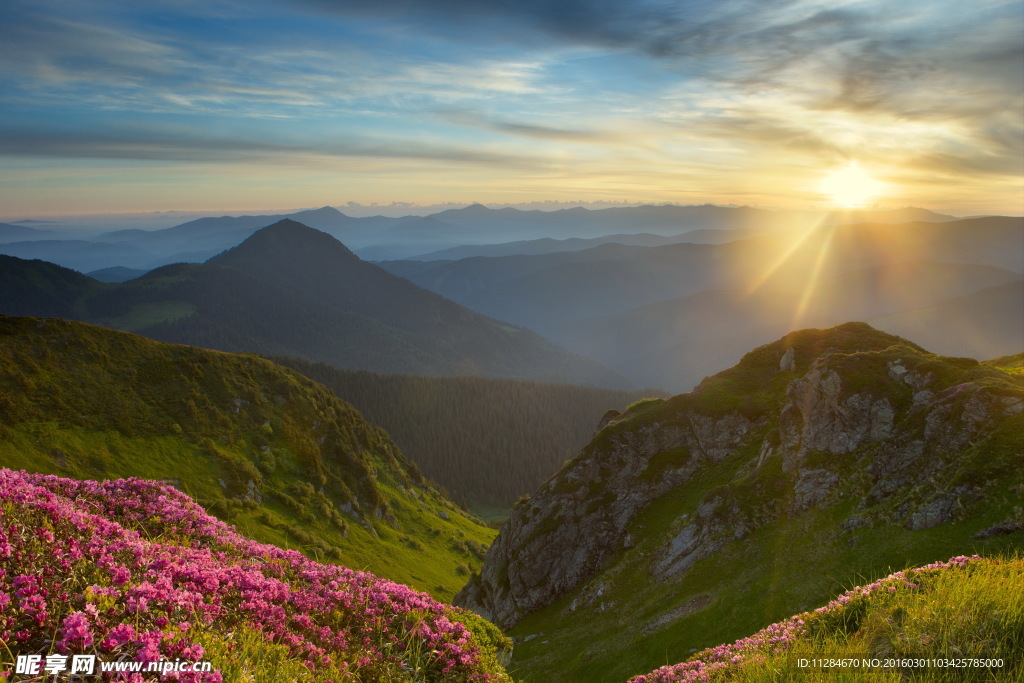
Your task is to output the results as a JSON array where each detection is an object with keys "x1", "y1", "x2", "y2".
[{"x1": 819, "y1": 162, "x2": 883, "y2": 208}]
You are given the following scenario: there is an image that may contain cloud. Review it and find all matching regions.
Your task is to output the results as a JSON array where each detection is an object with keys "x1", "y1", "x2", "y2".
[
  {"x1": 0, "y1": 124, "x2": 544, "y2": 169},
  {"x1": 433, "y1": 108, "x2": 617, "y2": 143},
  {"x1": 0, "y1": 0, "x2": 1020, "y2": 213},
  {"x1": 291, "y1": 1, "x2": 1023, "y2": 135}
]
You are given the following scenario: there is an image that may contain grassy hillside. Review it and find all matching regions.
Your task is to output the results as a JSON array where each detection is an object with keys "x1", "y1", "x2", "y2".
[
  {"x1": 0, "y1": 314, "x2": 495, "y2": 601},
  {"x1": 629, "y1": 554, "x2": 1022, "y2": 682},
  {"x1": 461, "y1": 323, "x2": 1024, "y2": 682}
]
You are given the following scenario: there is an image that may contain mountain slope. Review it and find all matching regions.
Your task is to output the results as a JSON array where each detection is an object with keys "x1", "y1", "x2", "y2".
[
  {"x1": 0, "y1": 221, "x2": 629, "y2": 387},
  {"x1": 0, "y1": 314, "x2": 496, "y2": 600},
  {"x1": 455, "y1": 322, "x2": 1024, "y2": 682},
  {"x1": 871, "y1": 279, "x2": 1024, "y2": 360},
  {"x1": 0, "y1": 255, "x2": 104, "y2": 319},
  {"x1": 274, "y1": 356, "x2": 668, "y2": 510},
  {"x1": 552, "y1": 259, "x2": 1023, "y2": 391}
]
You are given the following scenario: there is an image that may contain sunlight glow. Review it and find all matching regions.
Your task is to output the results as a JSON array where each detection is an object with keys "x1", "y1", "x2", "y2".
[
  {"x1": 789, "y1": 225, "x2": 836, "y2": 331},
  {"x1": 819, "y1": 163, "x2": 883, "y2": 208}
]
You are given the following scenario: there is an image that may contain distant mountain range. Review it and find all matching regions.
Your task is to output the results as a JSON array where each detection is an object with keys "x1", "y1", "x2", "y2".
[
  {"x1": 0, "y1": 221, "x2": 53, "y2": 242},
  {"x1": 0, "y1": 220, "x2": 627, "y2": 388},
  {"x1": 403, "y1": 229, "x2": 765, "y2": 261},
  {"x1": 456, "y1": 322, "x2": 1024, "y2": 682},
  {"x1": 870, "y1": 279, "x2": 1024, "y2": 360},
  {"x1": 0, "y1": 203, "x2": 960, "y2": 270},
  {"x1": 381, "y1": 217, "x2": 1023, "y2": 391}
]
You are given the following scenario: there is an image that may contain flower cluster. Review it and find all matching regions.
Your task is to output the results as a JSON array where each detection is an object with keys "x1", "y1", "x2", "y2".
[
  {"x1": 628, "y1": 555, "x2": 982, "y2": 683},
  {"x1": 0, "y1": 469, "x2": 506, "y2": 682}
]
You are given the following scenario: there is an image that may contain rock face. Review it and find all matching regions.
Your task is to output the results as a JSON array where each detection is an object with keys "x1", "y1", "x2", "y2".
[
  {"x1": 456, "y1": 411, "x2": 756, "y2": 626},
  {"x1": 454, "y1": 323, "x2": 1024, "y2": 629}
]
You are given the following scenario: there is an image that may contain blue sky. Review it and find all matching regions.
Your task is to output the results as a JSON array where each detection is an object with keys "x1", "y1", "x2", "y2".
[{"x1": 1, "y1": 0, "x2": 1021, "y2": 216}]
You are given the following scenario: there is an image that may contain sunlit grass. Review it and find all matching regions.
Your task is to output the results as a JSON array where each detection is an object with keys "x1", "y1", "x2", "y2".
[{"x1": 629, "y1": 555, "x2": 1024, "y2": 682}]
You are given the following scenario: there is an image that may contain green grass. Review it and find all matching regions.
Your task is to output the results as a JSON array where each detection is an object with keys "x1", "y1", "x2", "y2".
[
  {"x1": 680, "y1": 555, "x2": 1024, "y2": 683},
  {"x1": 507, "y1": 499, "x2": 1024, "y2": 683},
  {"x1": 99, "y1": 300, "x2": 197, "y2": 331}
]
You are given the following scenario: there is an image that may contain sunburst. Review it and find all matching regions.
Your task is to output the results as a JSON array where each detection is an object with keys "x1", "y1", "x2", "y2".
[{"x1": 819, "y1": 162, "x2": 883, "y2": 208}]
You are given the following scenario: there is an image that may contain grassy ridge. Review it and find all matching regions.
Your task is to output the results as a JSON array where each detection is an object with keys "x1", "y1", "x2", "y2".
[
  {"x1": 0, "y1": 314, "x2": 494, "y2": 601},
  {"x1": 628, "y1": 554, "x2": 1023, "y2": 682}
]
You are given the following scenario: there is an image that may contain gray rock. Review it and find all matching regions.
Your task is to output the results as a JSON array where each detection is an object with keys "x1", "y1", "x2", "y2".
[
  {"x1": 907, "y1": 495, "x2": 954, "y2": 530},
  {"x1": 780, "y1": 347, "x2": 796, "y2": 371},
  {"x1": 1001, "y1": 396, "x2": 1024, "y2": 415},
  {"x1": 243, "y1": 479, "x2": 262, "y2": 504},
  {"x1": 793, "y1": 468, "x2": 839, "y2": 510}
]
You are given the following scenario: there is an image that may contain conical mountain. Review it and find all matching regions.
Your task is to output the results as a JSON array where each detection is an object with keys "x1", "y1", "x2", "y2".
[{"x1": 0, "y1": 220, "x2": 629, "y2": 387}]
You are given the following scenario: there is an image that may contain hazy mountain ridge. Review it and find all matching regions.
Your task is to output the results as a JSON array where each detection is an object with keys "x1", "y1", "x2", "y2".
[
  {"x1": 0, "y1": 220, "x2": 629, "y2": 388},
  {"x1": 552, "y1": 257, "x2": 1024, "y2": 390},
  {"x1": 455, "y1": 322, "x2": 1024, "y2": 682},
  {"x1": 870, "y1": 279, "x2": 1024, "y2": 360},
  {"x1": 0, "y1": 203, "x2": 961, "y2": 271},
  {"x1": 0, "y1": 222, "x2": 53, "y2": 242},
  {"x1": 382, "y1": 216, "x2": 1022, "y2": 391},
  {"x1": 0, "y1": 313, "x2": 497, "y2": 599}
]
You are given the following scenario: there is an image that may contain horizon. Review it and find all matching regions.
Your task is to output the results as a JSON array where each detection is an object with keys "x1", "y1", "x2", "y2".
[
  {"x1": 2, "y1": 1, "x2": 1022, "y2": 218},
  {"x1": 4, "y1": 199, "x2": 1016, "y2": 235}
]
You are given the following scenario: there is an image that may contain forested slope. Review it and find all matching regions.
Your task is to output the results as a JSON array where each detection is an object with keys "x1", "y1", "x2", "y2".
[{"x1": 275, "y1": 357, "x2": 667, "y2": 510}]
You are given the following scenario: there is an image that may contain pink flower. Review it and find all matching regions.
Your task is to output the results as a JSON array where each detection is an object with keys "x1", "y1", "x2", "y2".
[{"x1": 57, "y1": 611, "x2": 94, "y2": 650}]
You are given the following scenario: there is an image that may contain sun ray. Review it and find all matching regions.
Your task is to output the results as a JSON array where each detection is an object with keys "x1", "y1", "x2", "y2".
[
  {"x1": 789, "y1": 224, "x2": 837, "y2": 331},
  {"x1": 743, "y1": 213, "x2": 830, "y2": 296}
]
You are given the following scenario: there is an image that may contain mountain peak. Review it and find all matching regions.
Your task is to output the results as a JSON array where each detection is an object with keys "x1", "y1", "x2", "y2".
[
  {"x1": 209, "y1": 219, "x2": 358, "y2": 266},
  {"x1": 731, "y1": 321, "x2": 924, "y2": 376},
  {"x1": 292, "y1": 205, "x2": 349, "y2": 220}
]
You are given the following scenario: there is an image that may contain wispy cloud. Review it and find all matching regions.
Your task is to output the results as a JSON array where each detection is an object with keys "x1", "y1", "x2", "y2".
[{"x1": 0, "y1": 123, "x2": 545, "y2": 170}]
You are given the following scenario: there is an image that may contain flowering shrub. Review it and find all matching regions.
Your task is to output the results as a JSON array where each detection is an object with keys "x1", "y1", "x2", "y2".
[
  {"x1": 628, "y1": 555, "x2": 985, "y2": 683},
  {"x1": 0, "y1": 469, "x2": 510, "y2": 682}
]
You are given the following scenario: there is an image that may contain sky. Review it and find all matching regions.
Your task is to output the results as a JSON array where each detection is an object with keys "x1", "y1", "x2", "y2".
[{"x1": 1, "y1": 0, "x2": 1022, "y2": 218}]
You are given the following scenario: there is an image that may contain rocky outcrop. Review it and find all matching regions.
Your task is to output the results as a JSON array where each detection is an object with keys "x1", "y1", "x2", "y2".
[
  {"x1": 455, "y1": 411, "x2": 758, "y2": 627},
  {"x1": 455, "y1": 324, "x2": 1024, "y2": 630},
  {"x1": 779, "y1": 363, "x2": 895, "y2": 469}
]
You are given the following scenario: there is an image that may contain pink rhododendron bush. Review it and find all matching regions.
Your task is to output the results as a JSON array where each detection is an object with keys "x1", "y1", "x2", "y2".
[{"x1": 0, "y1": 469, "x2": 511, "y2": 682}]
